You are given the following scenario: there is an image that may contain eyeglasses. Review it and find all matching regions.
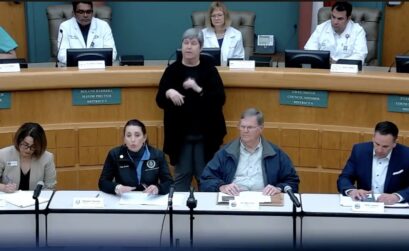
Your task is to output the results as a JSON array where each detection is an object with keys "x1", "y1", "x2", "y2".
[
  {"x1": 211, "y1": 13, "x2": 224, "y2": 19},
  {"x1": 76, "y1": 9, "x2": 93, "y2": 15},
  {"x1": 19, "y1": 142, "x2": 36, "y2": 151},
  {"x1": 238, "y1": 125, "x2": 259, "y2": 132}
]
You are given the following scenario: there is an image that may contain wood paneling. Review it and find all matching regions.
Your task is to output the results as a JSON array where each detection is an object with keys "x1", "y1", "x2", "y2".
[
  {"x1": 382, "y1": 3, "x2": 409, "y2": 66},
  {"x1": 0, "y1": 2, "x2": 27, "y2": 59},
  {"x1": 1, "y1": 66, "x2": 409, "y2": 192}
]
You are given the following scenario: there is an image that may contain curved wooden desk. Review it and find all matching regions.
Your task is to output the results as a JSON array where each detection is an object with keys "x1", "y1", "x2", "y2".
[{"x1": 1, "y1": 66, "x2": 408, "y2": 192}]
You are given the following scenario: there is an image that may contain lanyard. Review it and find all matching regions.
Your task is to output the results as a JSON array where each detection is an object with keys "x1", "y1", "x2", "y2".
[{"x1": 127, "y1": 145, "x2": 150, "y2": 184}]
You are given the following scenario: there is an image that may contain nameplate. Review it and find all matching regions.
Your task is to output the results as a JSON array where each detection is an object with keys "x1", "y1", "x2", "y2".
[
  {"x1": 351, "y1": 201, "x2": 384, "y2": 213},
  {"x1": 73, "y1": 197, "x2": 104, "y2": 208},
  {"x1": 0, "y1": 92, "x2": 11, "y2": 109},
  {"x1": 0, "y1": 63, "x2": 20, "y2": 73},
  {"x1": 72, "y1": 88, "x2": 121, "y2": 106},
  {"x1": 388, "y1": 95, "x2": 409, "y2": 113},
  {"x1": 229, "y1": 199, "x2": 259, "y2": 210},
  {"x1": 229, "y1": 60, "x2": 255, "y2": 69},
  {"x1": 78, "y1": 60, "x2": 105, "y2": 70},
  {"x1": 280, "y1": 89, "x2": 328, "y2": 108},
  {"x1": 330, "y1": 63, "x2": 358, "y2": 73}
]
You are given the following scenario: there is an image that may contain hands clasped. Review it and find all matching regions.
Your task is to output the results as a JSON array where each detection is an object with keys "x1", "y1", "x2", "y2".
[{"x1": 220, "y1": 183, "x2": 281, "y2": 196}]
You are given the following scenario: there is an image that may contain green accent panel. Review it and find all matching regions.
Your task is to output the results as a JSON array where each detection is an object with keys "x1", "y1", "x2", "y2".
[
  {"x1": 0, "y1": 92, "x2": 11, "y2": 109},
  {"x1": 72, "y1": 88, "x2": 121, "y2": 106},
  {"x1": 280, "y1": 89, "x2": 328, "y2": 108}
]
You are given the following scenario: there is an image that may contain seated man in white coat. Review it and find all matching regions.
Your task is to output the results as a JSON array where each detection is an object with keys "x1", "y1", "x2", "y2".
[
  {"x1": 202, "y1": 1, "x2": 244, "y2": 66},
  {"x1": 304, "y1": 1, "x2": 367, "y2": 64},
  {"x1": 57, "y1": 1, "x2": 117, "y2": 65}
]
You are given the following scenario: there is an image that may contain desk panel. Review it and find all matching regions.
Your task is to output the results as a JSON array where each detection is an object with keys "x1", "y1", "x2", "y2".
[
  {"x1": 301, "y1": 194, "x2": 409, "y2": 247},
  {"x1": 47, "y1": 191, "x2": 296, "y2": 248},
  {"x1": 0, "y1": 191, "x2": 52, "y2": 247}
]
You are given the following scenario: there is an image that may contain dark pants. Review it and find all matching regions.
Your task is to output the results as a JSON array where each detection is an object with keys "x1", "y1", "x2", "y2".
[{"x1": 174, "y1": 134, "x2": 205, "y2": 192}]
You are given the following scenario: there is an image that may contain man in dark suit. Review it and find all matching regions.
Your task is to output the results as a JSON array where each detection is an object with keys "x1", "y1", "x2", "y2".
[{"x1": 337, "y1": 121, "x2": 409, "y2": 204}]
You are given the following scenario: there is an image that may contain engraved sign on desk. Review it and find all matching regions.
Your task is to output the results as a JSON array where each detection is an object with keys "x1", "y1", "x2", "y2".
[
  {"x1": 279, "y1": 89, "x2": 328, "y2": 108},
  {"x1": 387, "y1": 95, "x2": 409, "y2": 113},
  {"x1": 0, "y1": 92, "x2": 11, "y2": 109},
  {"x1": 72, "y1": 88, "x2": 121, "y2": 106}
]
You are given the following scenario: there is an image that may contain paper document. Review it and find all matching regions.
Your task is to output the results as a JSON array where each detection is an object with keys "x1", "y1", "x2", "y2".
[
  {"x1": 339, "y1": 194, "x2": 409, "y2": 208},
  {"x1": 3, "y1": 190, "x2": 49, "y2": 208},
  {"x1": 217, "y1": 191, "x2": 283, "y2": 206},
  {"x1": 119, "y1": 192, "x2": 186, "y2": 206}
]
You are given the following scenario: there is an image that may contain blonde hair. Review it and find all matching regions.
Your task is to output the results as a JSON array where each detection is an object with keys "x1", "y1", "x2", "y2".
[{"x1": 207, "y1": 1, "x2": 231, "y2": 29}]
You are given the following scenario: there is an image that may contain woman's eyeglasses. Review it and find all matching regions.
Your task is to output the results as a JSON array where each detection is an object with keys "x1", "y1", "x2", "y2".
[{"x1": 19, "y1": 142, "x2": 36, "y2": 151}]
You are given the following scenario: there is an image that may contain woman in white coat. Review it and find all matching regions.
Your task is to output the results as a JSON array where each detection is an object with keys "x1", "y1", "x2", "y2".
[{"x1": 202, "y1": 1, "x2": 244, "y2": 66}]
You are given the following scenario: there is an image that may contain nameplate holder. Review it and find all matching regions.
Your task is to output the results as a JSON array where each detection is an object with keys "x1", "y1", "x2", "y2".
[
  {"x1": 72, "y1": 197, "x2": 104, "y2": 208},
  {"x1": 0, "y1": 63, "x2": 20, "y2": 73},
  {"x1": 229, "y1": 198, "x2": 259, "y2": 210},
  {"x1": 78, "y1": 60, "x2": 106, "y2": 70},
  {"x1": 229, "y1": 60, "x2": 255, "y2": 70},
  {"x1": 351, "y1": 201, "x2": 384, "y2": 213},
  {"x1": 330, "y1": 63, "x2": 358, "y2": 73}
]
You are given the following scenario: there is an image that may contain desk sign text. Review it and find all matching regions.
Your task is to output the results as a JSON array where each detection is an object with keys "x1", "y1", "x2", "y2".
[
  {"x1": 280, "y1": 89, "x2": 328, "y2": 108},
  {"x1": 0, "y1": 63, "x2": 20, "y2": 73},
  {"x1": 78, "y1": 60, "x2": 105, "y2": 70},
  {"x1": 73, "y1": 197, "x2": 104, "y2": 209},
  {"x1": 0, "y1": 92, "x2": 11, "y2": 109},
  {"x1": 388, "y1": 95, "x2": 409, "y2": 113},
  {"x1": 72, "y1": 88, "x2": 121, "y2": 106}
]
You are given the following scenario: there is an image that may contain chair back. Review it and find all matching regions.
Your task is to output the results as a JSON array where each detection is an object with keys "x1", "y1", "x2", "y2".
[
  {"x1": 192, "y1": 10, "x2": 256, "y2": 59},
  {"x1": 317, "y1": 7, "x2": 382, "y2": 65},
  {"x1": 46, "y1": 5, "x2": 112, "y2": 58}
]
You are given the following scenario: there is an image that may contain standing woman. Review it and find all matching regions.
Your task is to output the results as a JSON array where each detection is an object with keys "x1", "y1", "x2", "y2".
[
  {"x1": 202, "y1": 1, "x2": 245, "y2": 66},
  {"x1": 0, "y1": 122, "x2": 57, "y2": 192},
  {"x1": 156, "y1": 28, "x2": 226, "y2": 191},
  {"x1": 99, "y1": 119, "x2": 173, "y2": 195}
]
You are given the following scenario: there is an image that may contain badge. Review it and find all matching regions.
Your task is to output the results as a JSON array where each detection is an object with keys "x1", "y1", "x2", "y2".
[
  {"x1": 6, "y1": 161, "x2": 18, "y2": 167},
  {"x1": 147, "y1": 160, "x2": 156, "y2": 169}
]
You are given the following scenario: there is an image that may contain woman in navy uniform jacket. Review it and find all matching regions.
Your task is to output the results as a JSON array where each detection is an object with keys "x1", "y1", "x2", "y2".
[{"x1": 99, "y1": 119, "x2": 173, "y2": 195}]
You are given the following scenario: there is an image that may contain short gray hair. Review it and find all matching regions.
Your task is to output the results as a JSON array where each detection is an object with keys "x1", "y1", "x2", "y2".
[
  {"x1": 240, "y1": 108, "x2": 264, "y2": 126},
  {"x1": 182, "y1": 28, "x2": 204, "y2": 48}
]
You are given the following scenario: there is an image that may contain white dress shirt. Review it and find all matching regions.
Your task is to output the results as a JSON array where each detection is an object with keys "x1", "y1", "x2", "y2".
[{"x1": 371, "y1": 150, "x2": 391, "y2": 194}]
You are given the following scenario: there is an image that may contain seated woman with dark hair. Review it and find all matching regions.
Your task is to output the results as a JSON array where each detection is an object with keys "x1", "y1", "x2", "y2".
[
  {"x1": 0, "y1": 122, "x2": 57, "y2": 193},
  {"x1": 99, "y1": 119, "x2": 173, "y2": 195}
]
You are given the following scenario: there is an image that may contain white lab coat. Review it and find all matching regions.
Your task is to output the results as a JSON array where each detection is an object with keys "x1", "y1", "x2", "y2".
[
  {"x1": 57, "y1": 17, "x2": 117, "y2": 64},
  {"x1": 304, "y1": 20, "x2": 368, "y2": 64},
  {"x1": 202, "y1": 26, "x2": 245, "y2": 66}
]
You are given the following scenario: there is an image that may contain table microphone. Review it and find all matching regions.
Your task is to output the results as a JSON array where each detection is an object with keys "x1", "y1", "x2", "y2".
[
  {"x1": 186, "y1": 186, "x2": 197, "y2": 209},
  {"x1": 55, "y1": 29, "x2": 63, "y2": 68},
  {"x1": 33, "y1": 181, "x2": 44, "y2": 200},
  {"x1": 284, "y1": 185, "x2": 301, "y2": 208},
  {"x1": 168, "y1": 185, "x2": 175, "y2": 206}
]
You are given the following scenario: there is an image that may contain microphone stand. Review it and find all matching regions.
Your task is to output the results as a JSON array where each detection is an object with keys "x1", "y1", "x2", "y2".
[
  {"x1": 34, "y1": 197, "x2": 40, "y2": 248},
  {"x1": 292, "y1": 203, "x2": 296, "y2": 249},
  {"x1": 168, "y1": 199, "x2": 174, "y2": 248}
]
